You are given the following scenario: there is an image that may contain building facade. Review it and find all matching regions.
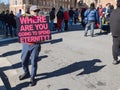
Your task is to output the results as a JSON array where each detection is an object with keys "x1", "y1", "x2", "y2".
[
  {"x1": 79, "y1": 0, "x2": 116, "y2": 8},
  {"x1": 10, "y1": 0, "x2": 117, "y2": 14},
  {"x1": 10, "y1": 0, "x2": 76, "y2": 14}
]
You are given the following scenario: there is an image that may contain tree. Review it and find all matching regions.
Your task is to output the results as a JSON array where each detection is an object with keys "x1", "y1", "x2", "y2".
[
  {"x1": 0, "y1": 2, "x2": 9, "y2": 13},
  {"x1": 75, "y1": 0, "x2": 77, "y2": 7}
]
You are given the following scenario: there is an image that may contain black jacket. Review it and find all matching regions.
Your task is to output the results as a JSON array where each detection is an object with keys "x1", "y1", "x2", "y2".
[
  {"x1": 49, "y1": 10, "x2": 55, "y2": 20},
  {"x1": 110, "y1": 8, "x2": 120, "y2": 36}
]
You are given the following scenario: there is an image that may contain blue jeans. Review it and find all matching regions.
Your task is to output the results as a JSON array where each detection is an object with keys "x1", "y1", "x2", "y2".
[
  {"x1": 50, "y1": 20, "x2": 54, "y2": 31},
  {"x1": 13, "y1": 27, "x2": 17, "y2": 36},
  {"x1": 99, "y1": 17, "x2": 102, "y2": 29},
  {"x1": 85, "y1": 21, "x2": 95, "y2": 36},
  {"x1": 21, "y1": 43, "x2": 41, "y2": 79},
  {"x1": 69, "y1": 17, "x2": 73, "y2": 26},
  {"x1": 5, "y1": 24, "x2": 12, "y2": 37}
]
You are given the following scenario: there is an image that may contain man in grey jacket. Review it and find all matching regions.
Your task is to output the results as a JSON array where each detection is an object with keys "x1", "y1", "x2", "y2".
[{"x1": 110, "y1": 0, "x2": 120, "y2": 64}]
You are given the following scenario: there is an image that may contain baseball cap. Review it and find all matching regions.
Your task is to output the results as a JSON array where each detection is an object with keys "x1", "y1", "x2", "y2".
[{"x1": 30, "y1": 5, "x2": 40, "y2": 11}]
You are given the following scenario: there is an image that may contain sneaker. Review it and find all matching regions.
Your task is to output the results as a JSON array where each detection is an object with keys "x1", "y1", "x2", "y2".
[
  {"x1": 113, "y1": 60, "x2": 119, "y2": 65},
  {"x1": 108, "y1": 32, "x2": 112, "y2": 35},
  {"x1": 19, "y1": 73, "x2": 30, "y2": 80},
  {"x1": 29, "y1": 78, "x2": 36, "y2": 86}
]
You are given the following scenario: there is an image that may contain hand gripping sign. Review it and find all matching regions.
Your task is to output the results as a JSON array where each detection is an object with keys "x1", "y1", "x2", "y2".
[{"x1": 18, "y1": 16, "x2": 51, "y2": 43}]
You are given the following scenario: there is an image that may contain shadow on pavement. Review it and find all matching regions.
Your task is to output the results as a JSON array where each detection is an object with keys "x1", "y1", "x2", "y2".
[
  {"x1": 0, "y1": 39, "x2": 18, "y2": 47},
  {"x1": 41, "y1": 38, "x2": 63, "y2": 44},
  {"x1": 0, "y1": 55, "x2": 48, "y2": 90},
  {"x1": 1, "y1": 50, "x2": 21, "y2": 57},
  {"x1": 0, "y1": 71, "x2": 11, "y2": 90},
  {"x1": 50, "y1": 38, "x2": 63, "y2": 44},
  {"x1": 12, "y1": 81, "x2": 29, "y2": 90},
  {"x1": 12, "y1": 59, "x2": 104, "y2": 90},
  {"x1": 58, "y1": 88, "x2": 70, "y2": 90},
  {"x1": 36, "y1": 59, "x2": 105, "y2": 80},
  {"x1": 1, "y1": 55, "x2": 48, "y2": 71},
  {"x1": 94, "y1": 32, "x2": 109, "y2": 37}
]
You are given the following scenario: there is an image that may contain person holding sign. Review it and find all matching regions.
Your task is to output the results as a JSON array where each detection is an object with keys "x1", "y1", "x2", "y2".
[{"x1": 18, "y1": 5, "x2": 41, "y2": 86}]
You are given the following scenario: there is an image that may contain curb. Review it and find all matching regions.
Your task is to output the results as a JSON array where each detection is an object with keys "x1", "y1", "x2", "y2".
[{"x1": 0, "y1": 37, "x2": 18, "y2": 43}]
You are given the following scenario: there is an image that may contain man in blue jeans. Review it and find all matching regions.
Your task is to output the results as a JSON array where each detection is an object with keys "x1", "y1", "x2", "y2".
[
  {"x1": 18, "y1": 5, "x2": 41, "y2": 86},
  {"x1": 84, "y1": 3, "x2": 99, "y2": 37}
]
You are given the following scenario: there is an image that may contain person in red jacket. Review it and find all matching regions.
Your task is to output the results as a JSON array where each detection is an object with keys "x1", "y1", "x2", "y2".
[{"x1": 64, "y1": 9, "x2": 69, "y2": 31}]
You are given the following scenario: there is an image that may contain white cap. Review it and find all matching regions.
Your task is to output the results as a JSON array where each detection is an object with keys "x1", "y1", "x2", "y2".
[{"x1": 30, "y1": 5, "x2": 40, "y2": 11}]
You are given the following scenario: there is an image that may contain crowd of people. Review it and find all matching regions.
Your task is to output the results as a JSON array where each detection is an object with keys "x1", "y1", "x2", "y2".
[
  {"x1": 49, "y1": 2, "x2": 115, "y2": 37},
  {"x1": 49, "y1": 6, "x2": 80, "y2": 32},
  {"x1": 0, "y1": 10, "x2": 18, "y2": 37},
  {"x1": 0, "y1": 2, "x2": 115, "y2": 38}
]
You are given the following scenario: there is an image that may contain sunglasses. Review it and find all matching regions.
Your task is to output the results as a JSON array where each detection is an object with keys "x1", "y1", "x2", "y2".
[{"x1": 33, "y1": 10, "x2": 40, "y2": 12}]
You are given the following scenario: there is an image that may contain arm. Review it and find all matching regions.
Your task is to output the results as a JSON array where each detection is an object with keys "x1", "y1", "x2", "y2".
[
  {"x1": 84, "y1": 10, "x2": 88, "y2": 17},
  {"x1": 95, "y1": 10, "x2": 99, "y2": 23}
]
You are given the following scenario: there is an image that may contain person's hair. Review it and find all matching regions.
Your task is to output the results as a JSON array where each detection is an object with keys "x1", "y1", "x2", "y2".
[
  {"x1": 76, "y1": 8, "x2": 78, "y2": 11},
  {"x1": 19, "y1": 9, "x2": 21, "y2": 12},
  {"x1": 90, "y1": 3, "x2": 95, "y2": 10},
  {"x1": 117, "y1": 1, "x2": 120, "y2": 7},
  {"x1": 52, "y1": 7, "x2": 55, "y2": 11}
]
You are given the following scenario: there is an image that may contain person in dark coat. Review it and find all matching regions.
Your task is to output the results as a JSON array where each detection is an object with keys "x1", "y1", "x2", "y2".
[
  {"x1": 69, "y1": 7, "x2": 74, "y2": 25},
  {"x1": 49, "y1": 7, "x2": 55, "y2": 31},
  {"x1": 5, "y1": 10, "x2": 12, "y2": 37},
  {"x1": 74, "y1": 8, "x2": 79, "y2": 24},
  {"x1": 81, "y1": 5, "x2": 87, "y2": 28},
  {"x1": 110, "y1": 0, "x2": 120, "y2": 64},
  {"x1": 9, "y1": 11, "x2": 17, "y2": 36}
]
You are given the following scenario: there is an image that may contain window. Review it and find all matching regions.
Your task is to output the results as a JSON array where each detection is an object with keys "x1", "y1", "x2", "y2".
[
  {"x1": 14, "y1": 0, "x2": 17, "y2": 5},
  {"x1": 26, "y1": 0, "x2": 29, "y2": 4},
  {"x1": 43, "y1": 1, "x2": 45, "y2": 5},
  {"x1": 19, "y1": 0, "x2": 22, "y2": 4}
]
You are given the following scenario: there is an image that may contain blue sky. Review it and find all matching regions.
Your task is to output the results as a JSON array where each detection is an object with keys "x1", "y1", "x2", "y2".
[{"x1": 0, "y1": 0, "x2": 9, "y2": 4}]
